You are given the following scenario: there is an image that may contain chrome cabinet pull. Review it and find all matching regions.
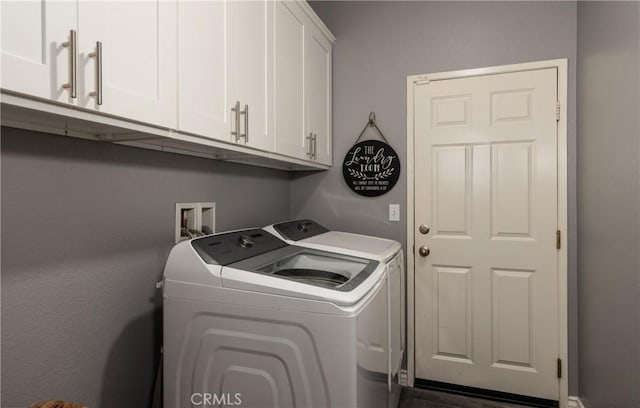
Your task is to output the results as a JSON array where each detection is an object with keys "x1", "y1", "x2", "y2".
[
  {"x1": 88, "y1": 41, "x2": 103, "y2": 105},
  {"x1": 231, "y1": 101, "x2": 240, "y2": 142},
  {"x1": 62, "y1": 30, "x2": 77, "y2": 98},
  {"x1": 240, "y1": 104, "x2": 248, "y2": 143},
  {"x1": 313, "y1": 133, "x2": 318, "y2": 160},
  {"x1": 306, "y1": 132, "x2": 313, "y2": 158}
]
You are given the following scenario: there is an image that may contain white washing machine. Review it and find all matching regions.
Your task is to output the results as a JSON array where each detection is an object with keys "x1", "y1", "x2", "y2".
[
  {"x1": 264, "y1": 219, "x2": 405, "y2": 406},
  {"x1": 163, "y1": 228, "x2": 392, "y2": 408}
]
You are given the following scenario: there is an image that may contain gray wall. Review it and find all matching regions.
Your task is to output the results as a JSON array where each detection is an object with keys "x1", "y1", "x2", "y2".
[
  {"x1": 303, "y1": 0, "x2": 579, "y2": 394},
  {"x1": 577, "y1": 3, "x2": 640, "y2": 408},
  {"x1": 1, "y1": 127, "x2": 291, "y2": 408}
]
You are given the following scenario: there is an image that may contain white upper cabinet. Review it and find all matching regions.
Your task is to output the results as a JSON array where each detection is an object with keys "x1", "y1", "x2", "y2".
[
  {"x1": 178, "y1": 0, "x2": 235, "y2": 140},
  {"x1": 234, "y1": 0, "x2": 272, "y2": 152},
  {"x1": 272, "y1": 1, "x2": 306, "y2": 159},
  {"x1": 272, "y1": 1, "x2": 334, "y2": 164},
  {"x1": 78, "y1": 1, "x2": 177, "y2": 128},
  {"x1": 305, "y1": 22, "x2": 332, "y2": 165},
  {"x1": 178, "y1": 0, "x2": 272, "y2": 151},
  {"x1": 1, "y1": 0, "x2": 333, "y2": 170},
  {"x1": 1, "y1": 1, "x2": 78, "y2": 103}
]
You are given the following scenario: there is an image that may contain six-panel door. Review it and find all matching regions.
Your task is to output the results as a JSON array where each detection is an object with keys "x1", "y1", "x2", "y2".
[{"x1": 414, "y1": 68, "x2": 560, "y2": 400}]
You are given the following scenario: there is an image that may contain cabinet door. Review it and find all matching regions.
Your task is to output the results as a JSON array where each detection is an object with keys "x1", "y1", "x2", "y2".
[
  {"x1": 235, "y1": 0, "x2": 272, "y2": 151},
  {"x1": 177, "y1": 0, "x2": 236, "y2": 141},
  {"x1": 305, "y1": 24, "x2": 332, "y2": 165},
  {"x1": 272, "y1": 1, "x2": 305, "y2": 159},
  {"x1": 1, "y1": 1, "x2": 77, "y2": 103},
  {"x1": 78, "y1": 1, "x2": 177, "y2": 128}
]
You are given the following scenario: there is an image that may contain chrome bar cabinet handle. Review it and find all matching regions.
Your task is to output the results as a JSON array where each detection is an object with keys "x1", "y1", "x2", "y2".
[
  {"x1": 313, "y1": 133, "x2": 318, "y2": 160},
  {"x1": 231, "y1": 101, "x2": 240, "y2": 142},
  {"x1": 62, "y1": 30, "x2": 77, "y2": 98},
  {"x1": 306, "y1": 132, "x2": 313, "y2": 158},
  {"x1": 88, "y1": 41, "x2": 103, "y2": 105},
  {"x1": 241, "y1": 104, "x2": 248, "y2": 143}
]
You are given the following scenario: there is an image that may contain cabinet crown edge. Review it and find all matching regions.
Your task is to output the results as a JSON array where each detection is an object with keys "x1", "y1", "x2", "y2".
[{"x1": 298, "y1": 1, "x2": 336, "y2": 42}]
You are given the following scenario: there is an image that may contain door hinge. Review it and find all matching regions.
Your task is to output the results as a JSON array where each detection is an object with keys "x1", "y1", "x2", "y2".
[
  {"x1": 415, "y1": 74, "x2": 430, "y2": 84},
  {"x1": 412, "y1": 245, "x2": 415, "y2": 254},
  {"x1": 556, "y1": 230, "x2": 561, "y2": 250},
  {"x1": 556, "y1": 102, "x2": 561, "y2": 121},
  {"x1": 557, "y1": 358, "x2": 562, "y2": 379}
]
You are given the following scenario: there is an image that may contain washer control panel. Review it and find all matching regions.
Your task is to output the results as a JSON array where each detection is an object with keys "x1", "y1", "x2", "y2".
[{"x1": 191, "y1": 229, "x2": 287, "y2": 265}]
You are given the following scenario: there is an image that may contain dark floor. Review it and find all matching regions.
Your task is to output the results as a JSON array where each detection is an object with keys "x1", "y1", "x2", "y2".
[{"x1": 399, "y1": 387, "x2": 533, "y2": 408}]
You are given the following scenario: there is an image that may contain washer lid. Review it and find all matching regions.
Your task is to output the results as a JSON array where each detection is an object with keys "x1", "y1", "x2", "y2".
[
  {"x1": 221, "y1": 248, "x2": 386, "y2": 307},
  {"x1": 227, "y1": 246, "x2": 379, "y2": 293},
  {"x1": 191, "y1": 229, "x2": 287, "y2": 265}
]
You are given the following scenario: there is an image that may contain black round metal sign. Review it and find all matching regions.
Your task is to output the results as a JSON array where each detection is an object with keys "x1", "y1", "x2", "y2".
[{"x1": 343, "y1": 140, "x2": 400, "y2": 197}]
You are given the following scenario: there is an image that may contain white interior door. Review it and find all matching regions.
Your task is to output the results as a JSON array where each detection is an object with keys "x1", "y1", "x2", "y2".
[{"x1": 414, "y1": 68, "x2": 559, "y2": 400}]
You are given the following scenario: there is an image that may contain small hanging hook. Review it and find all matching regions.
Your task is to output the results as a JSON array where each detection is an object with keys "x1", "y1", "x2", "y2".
[
  {"x1": 368, "y1": 112, "x2": 376, "y2": 126},
  {"x1": 353, "y1": 111, "x2": 390, "y2": 145}
]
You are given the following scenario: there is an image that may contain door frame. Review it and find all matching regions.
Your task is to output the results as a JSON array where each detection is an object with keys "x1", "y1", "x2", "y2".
[{"x1": 406, "y1": 59, "x2": 568, "y2": 407}]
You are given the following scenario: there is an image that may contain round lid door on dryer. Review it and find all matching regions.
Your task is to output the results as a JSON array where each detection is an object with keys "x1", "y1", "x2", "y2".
[{"x1": 266, "y1": 219, "x2": 401, "y2": 262}]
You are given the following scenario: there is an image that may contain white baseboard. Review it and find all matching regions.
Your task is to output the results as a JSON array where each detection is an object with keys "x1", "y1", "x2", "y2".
[{"x1": 568, "y1": 396, "x2": 585, "y2": 408}]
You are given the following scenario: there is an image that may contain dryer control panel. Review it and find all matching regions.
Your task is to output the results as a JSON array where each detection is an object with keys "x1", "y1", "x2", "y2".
[{"x1": 273, "y1": 219, "x2": 329, "y2": 241}]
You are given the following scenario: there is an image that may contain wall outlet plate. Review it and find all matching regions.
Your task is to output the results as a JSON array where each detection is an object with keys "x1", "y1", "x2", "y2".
[
  {"x1": 175, "y1": 202, "x2": 216, "y2": 243},
  {"x1": 389, "y1": 204, "x2": 400, "y2": 222}
]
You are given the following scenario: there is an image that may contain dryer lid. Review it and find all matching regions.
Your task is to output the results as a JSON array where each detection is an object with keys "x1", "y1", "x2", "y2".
[{"x1": 303, "y1": 231, "x2": 401, "y2": 261}]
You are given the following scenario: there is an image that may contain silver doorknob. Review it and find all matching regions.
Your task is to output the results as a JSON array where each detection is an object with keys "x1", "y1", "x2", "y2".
[
  {"x1": 418, "y1": 246, "x2": 430, "y2": 257},
  {"x1": 419, "y1": 224, "x2": 430, "y2": 235}
]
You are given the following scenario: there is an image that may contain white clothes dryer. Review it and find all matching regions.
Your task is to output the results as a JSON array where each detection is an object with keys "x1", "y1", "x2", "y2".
[
  {"x1": 163, "y1": 228, "x2": 392, "y2": 408},
  {"x1": 264, "y1": 220, "x2": 405, "y2": 406}
]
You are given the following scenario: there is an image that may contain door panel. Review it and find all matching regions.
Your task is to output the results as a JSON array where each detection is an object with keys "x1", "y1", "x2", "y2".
[
  {"x1": 492, "y1": 143, "x2": 534, "y2": 237},
  {"x1": 178, "y1": 0, "x2": 235, "y2": 141},
  {"x1": 306, "y1": 25, "x2": 332, "y2": 164},
  {"x1": 433, "y1": 266, "x2": 472, "y2": 361},
  {"x1": 414, "y1": 68, "x2": 559, "y2": 400},
  {"x1": 491, "y1": 268, "x2": 535, "y2": 369},
  {"x1": 273, "y1": 1, "x2": 304, "y2": 158},
  {"x1": 236, "y1": 0, "x2": 272, "y2": 151},
  {"x1": 79, "y1": 1, "x2": 177, "y2": 127},
  {"x1": 1, "y1": 1, "x2": 77, "y2": 103},
  {"x1": 432, "y1": 146, "x2": 470, "y2": 236}
]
